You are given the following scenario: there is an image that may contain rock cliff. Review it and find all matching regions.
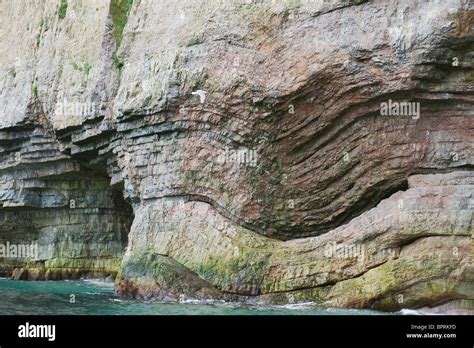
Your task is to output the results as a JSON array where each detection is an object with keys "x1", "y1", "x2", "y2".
[{"x1": 0, "y1": 0, "x2": 472, "y2": 312}]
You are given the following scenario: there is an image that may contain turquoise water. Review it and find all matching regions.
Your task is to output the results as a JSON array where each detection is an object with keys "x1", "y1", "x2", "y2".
[{"x1": 0, "y1": 279, "x2": 394, "y2": 315}]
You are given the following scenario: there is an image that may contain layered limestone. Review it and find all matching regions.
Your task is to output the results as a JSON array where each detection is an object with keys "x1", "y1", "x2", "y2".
[
  {"x1": 117, "y1": 171, "x2": 473, "y2": 311},
  {"x1": 0, "y1": 112, "x2": 132, "y2": 279},
  {"x1": 0, "y1": 0, "x2": 472, "y2": 311}
]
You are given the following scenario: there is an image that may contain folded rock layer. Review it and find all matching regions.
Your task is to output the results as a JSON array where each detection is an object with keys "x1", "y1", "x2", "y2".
[{"x1": 0, "y1": 0, "x2": 472, "y2": 312}]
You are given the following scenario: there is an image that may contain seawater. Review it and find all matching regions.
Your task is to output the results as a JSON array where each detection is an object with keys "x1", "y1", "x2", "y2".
[{"x1": 0, "y1": 279, "x2": 403, "y2": 315}]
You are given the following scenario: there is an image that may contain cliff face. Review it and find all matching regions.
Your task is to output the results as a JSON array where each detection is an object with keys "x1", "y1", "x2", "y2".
[{"x1": 0, "y1": 0, "x2": 472, "y2": 312}]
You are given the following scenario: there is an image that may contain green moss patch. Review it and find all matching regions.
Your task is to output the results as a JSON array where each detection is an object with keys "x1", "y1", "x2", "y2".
[
  {"x1": 58, "y1": 0, "x2": 68, "y2": 20},
  {"x1": 109, "y1": 0, "x2": 133, "y2": 48}
]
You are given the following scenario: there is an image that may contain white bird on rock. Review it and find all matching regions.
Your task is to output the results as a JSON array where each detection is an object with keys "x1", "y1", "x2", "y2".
[{"x1": 191, "y1": 90, "x2": 207, "y2": 104}]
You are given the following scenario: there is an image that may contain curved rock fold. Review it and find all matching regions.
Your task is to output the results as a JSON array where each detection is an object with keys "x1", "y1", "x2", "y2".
[{"x1": 0, "y1": 0, "x2": 472, "y2": 312}]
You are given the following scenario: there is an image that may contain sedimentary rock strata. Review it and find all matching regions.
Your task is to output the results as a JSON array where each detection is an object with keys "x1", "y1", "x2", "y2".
[{"x1": 0, "y1": 0, "x2": 472, "y2": 312}]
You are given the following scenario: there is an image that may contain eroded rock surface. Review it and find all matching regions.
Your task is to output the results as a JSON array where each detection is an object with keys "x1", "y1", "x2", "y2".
[{"x1": 0, "y1": 0, "x2": 472, "y2": 311}]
